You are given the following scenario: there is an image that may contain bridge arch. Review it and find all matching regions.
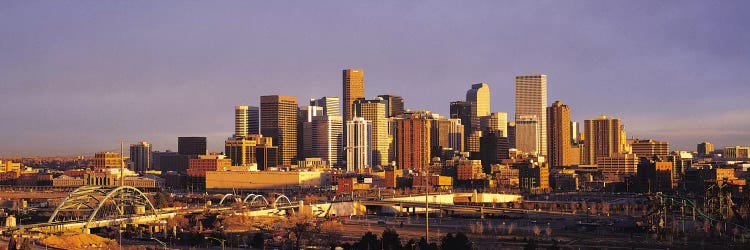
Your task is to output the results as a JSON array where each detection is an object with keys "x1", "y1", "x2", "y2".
[
  {"x1": 273, "y1": 195, "x2": 292, "y2": 208},
  {"x1": 219, "y1": 194, "x2": 243, "y2": 206},
  {"x1": 242, "y1": 194, "x2": 258, "y2": 204},
  {"x1": 249, "y1": 195, "x2": 270, "y2": 207},
  {"x1": 49, "y1": 186, "x2": 158, "y2": 229}
]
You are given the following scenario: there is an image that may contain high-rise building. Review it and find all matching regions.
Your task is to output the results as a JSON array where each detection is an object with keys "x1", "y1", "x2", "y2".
[
  {"x1": 178, "y1": 137, "x2": 207, "y2": 157},
  {"x1": 724, "y1": 146, "x2": 750, "y2": 159},
  {"x1": 515, "y1": 115, "x2": 540, "y2": 156},
  {"x1": 378, "y1": 95, "x2": 405, "y2": 117},
  {"x1": 570, "y1": 121, "x2": 580, "y2": 145},
  {"x1": 225, "y1": 138, "x2": 257, "y2": 166},
  {"x1": 391, "y1": 114, "x2": 431, "y2": 170},
  {"x1": 583, "y1": 115, "x2": 627, "y2": 165},
  {"x1": 480, "y1": 112, "x2": 508, "y2": 137},
  {"x1": 479, "y1": 129, "x2": 510, "y2": 174},
  {"x1": 260, "y1": 95, "x2": 298, "y2": 165},
  {"x1": 251, "y1": 135, "x2": 278, "y2": 170},
  {"x1": 596, "y1": 153, "x2": 638, "y2": 174},
  {"x1": 248, "y1": 106, "x2": 260, "y2": 135},
  {"x1": 515, "y1": 74, "x2": 548, "y2": 156},
  {"x1": 508, "y1": 122, "x2": 516, "y2": 149},
  {"x1": 152, "y1": 151, "x2": 189, "y2": 173},
  {"x1": 466, "y1": 83, "x2": 491, "y2": 134},
  {"x1": 346, "y1": 117, "x2": 372, "y2": 172},
  {"x1": 547, "y1": 101, "x2": 573, "y2": 167},
  {"x1": 129, "y1": 141, "x2": 152, "y2": 172},
  {"x1": 94, "y1": 152, "x2": 121, "y2": 170},
  {"x1": 466, "y1": 83, "x2": 491, "y2": 118},
  {"x1": 234, "y1": 105, "x2": 249, "y2": 138},
  {"x1": 307, "y1": 115, "x2": 343, "y2": 166},
  {"x1": 354, "y1": 99, "x2": 390, "y2": 166},
  {"x1": 697, "y1": 142, "x2": 714, "y2": 155},
  {"x1": 310, "y1": 96, "x2": 340, "y2": 117},
  {"x1": 466, "y1": 130, "x2": 482, "y2": 156},
  {"x1": 450, "y1": 101, "x2": 473, "y2": 149},
  {"x1": 629, "y1": 139, "x2": 670, "y2": 158},
  {"x1": 430, "y1": 117, "x2": 465, "y2": 155},
  {"x1": 300, "y1": 105, "x2": 324, "y2": 160},
  {"x1": 342, "y1": 69, "x2": 365, "y2": 121}
]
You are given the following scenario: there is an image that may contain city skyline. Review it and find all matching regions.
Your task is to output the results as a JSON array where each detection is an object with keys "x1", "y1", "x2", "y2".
[{"x1": 2, "y1": 1, "x2": 749, "y2": 156}]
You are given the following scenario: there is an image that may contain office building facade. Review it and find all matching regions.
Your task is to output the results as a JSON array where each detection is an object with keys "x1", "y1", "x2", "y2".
[
  {"x1": 515, "y1": 74, "x2": 548, "y2": 156},
  {"x1": 260, "y1": 95, "x2": 298, "y2": 165}
]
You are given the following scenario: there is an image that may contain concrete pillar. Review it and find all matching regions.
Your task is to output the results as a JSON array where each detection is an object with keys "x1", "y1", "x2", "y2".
[{"x1": 480, "y1": 207, "x2": 485, "y2": 219}]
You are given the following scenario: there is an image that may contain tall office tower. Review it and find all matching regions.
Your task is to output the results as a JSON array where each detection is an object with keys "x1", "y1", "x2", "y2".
[
  {"x1": 515, "y1": 74, "x2": 548, "y2": 156},
  {"x1": 306, "y1": 115, "x2": 343, "y2": 166},
  {"x1": 129, "y1": 141, "x2": 152, "y2": 172},
  {"x1": 248, "y1": 106, "x2": 260, "y2": 135},
  {"x1": 251, "y1": 135, "x2": 279, "y2": 170},
  {"x1": 234, "y1": 105, "x2": 249, "y2": 138},
  {"x1": 697, "y1": 142, "x2": 714, "y2": 155},
  {"x1": 570, "y1": 121, "x2": 580, "y2": 145},
  {"x1": 260, "y1": 95, "x2": 298, "y2": 165},
  {"x1": 508, "y1": 122, "x2": 516, "y2": 149},
  {"x1": 178, "y1": 137, "x2": 207, "y2": 158},
  {"x1": 346, "y1": 117, "x2": 373, "y2": 172},
  {"x1": 225, "y1": 138, "x2": 257, "y2": 166},
  {"x1": 466, "y1": 83, "x2": 491, "y2": 134},
  {"x1": 354, "y1": 99, "x2": 390, "y2": 166},
  {"x1": 480, "y1": 112, "x2": 508, "y2": 137},
  {"x1": 480, "y1": 129, "x2": 510, "y2": 174},
  {"x1": 450, "y1": 101, "x2": 474, "y2": 148},
  {"x1": 300, "y1": 105, "x2": 324, "y2": 159},
  {"x1": 343, "y1": 68, "x2": 365, "y2": 121},
  {"x1": 466, "y1": 131, "x2": 483, "y2": 156},
  {"x1": 629, "y1": 139, "x2": 670, "y2": 158},
  {"x1": 430, "y1": 117, "x2": 465, "y2": 156},
  {"x1": 94, "y1": 152, "x2": 122, "y2": 170},
  {"x1": 378, "y1": 94, "x2": 405, "y2": 117},
  {"x1": 583, "y1": 115, "x2": 627, "y2": 165},
  {"x1": 391, "y1": 114, "x2": 431, "y2": 170},
  {"x1": 310, "y1": 96, "x2": 340, "y2": 117},
  {"x1": 547, "y1": 101, "x2": 573, "y2": 167},
  {"x1": 515, "y1": 115, "x2": 540, "y2": 155}
]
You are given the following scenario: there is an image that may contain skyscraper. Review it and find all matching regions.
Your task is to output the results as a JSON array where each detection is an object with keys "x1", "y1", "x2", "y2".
[
  {"x1": 354, "y1": 99, "x2": 390, "y2": 166},
  {"x1": 450, "y1": 100, "x2": 473, "y2": 149},
  {"x1": 225, "y1": 138, "x2": 257, "y2": 166},
  {"x1": 342, "y1": 69, "x2": 365, "y2": 121},
  {"x1": 547, "y1": 101, "x2": 573, "y2": 167},
  {"x1": 346, "y1": 117, "x2": 372, "y2": 172},
  {"x1": 480, "y1": 112, "x2": 508, "y2": 137},
  {"x1": 248, "y1": 106, "x2": 260, "y2": 135},
  {"x1": 129, "y1": 141, "x2": 152, "y2": 172},
  {"x1": 466, "y1": 83, "x2": 491, "y2": 133},
  {"x1": 583, "y1": 115, "x2": 627, "y2": 165},
  {"x1": 515, "y1": 74, "x2": 548, "y2": 156},
  {"x1": 260, "y1": 95, "x2": 298, "y2": 165},
  {"x1": 378, "y1": 94, "x2": 405, "y2": 117},
  {"x1": 430, "y1": 116, "x2": 465, "y2": 155},
  {"x1": 308, "y1": 115, "x2": 343, "y2": 167},
  {"x1": 178, "y1": 137, "x2": 207, "y2": 157},
  {"x1": 570, "y1": 121, "x2": 580, "y2": 145},
  {"x1": 515, "y1": 115, "x2": 540, "y2": 155},
  {"x1": 234, "y1": 105, "x2": 248, "y2": 138},
  {"x1": 480, "y1": 129, "x2": 510, "y2": 174},
  {"x1": 392, "y1": 114, "x2": 431, "y2": 170},
  {"x1": 310, "y1": 96, "x2": 340, "y2": 117},
  {"x1": 697, "y1": 142, "x2": 714, "y2": 155}
]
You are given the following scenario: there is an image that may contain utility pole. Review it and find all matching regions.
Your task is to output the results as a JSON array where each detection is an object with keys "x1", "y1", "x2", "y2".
[{"x1": 425, "y1": 167, "x2": 429, "y2": 244}]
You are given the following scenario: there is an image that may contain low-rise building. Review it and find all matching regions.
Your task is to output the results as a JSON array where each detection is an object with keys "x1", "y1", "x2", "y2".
[{"x1": 205, "y1": 171, "x2": 324, "y2": 191}]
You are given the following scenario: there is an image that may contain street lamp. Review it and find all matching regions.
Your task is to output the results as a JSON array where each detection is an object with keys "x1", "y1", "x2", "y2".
[
  {"x1": 150, "y1": 237, "x2": 167, "y2": 250},
  {"x1": 204, "y1": 236, "x2": 226, "y2": 250}
]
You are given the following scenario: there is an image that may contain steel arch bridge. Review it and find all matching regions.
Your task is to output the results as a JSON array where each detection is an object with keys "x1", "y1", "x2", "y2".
[
  {"x1": 48, "y1": 186, "x2": 159, "y2": 228},
  {"x1": 217, "y1": 193, "x2": 293, "y2": 208}
]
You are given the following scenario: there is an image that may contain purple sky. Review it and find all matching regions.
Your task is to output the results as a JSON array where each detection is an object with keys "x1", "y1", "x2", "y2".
[{"x1": 1, "y1": 1, "x2": 748, "y2": 156}]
